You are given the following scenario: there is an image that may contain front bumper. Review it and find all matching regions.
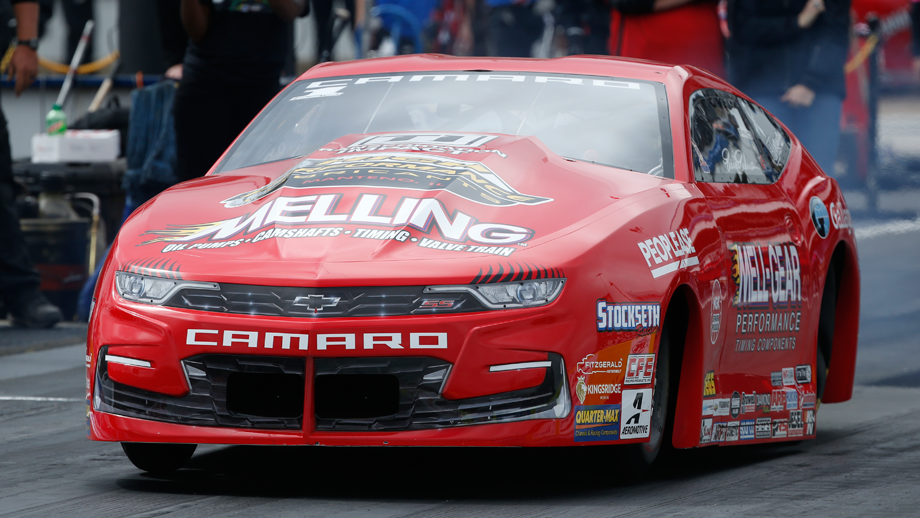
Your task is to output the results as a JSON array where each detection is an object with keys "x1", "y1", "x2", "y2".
[{"x1": 87, "y1": 296, "x2": 589, "y2": 447}]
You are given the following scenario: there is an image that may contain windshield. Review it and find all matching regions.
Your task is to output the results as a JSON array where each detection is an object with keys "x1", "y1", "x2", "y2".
[{"x1": 216, "y1": 72, "x2": 671, "y2": 177}]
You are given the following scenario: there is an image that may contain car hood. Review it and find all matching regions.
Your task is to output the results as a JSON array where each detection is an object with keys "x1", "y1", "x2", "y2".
[{"x1": 115, "y1": 133, "x2": 669, "y2": 285}]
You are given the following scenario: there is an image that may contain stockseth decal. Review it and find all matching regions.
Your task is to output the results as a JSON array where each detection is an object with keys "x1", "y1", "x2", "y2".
[
  {"x1": 221, "y1": 153, "x2": 551, "y2": 208},
  {"x1": 810, "y1": 196, "x2": 830, "y2": 238},
  {"x1": 574, "y1": 404, "x2": 621, "y2": 442},
  {"x1": 700, "y1": 418, "x2": 713, "y2": 444},
  {"x1": 620, "y1": 389, "x2": 652, "y2": 439},
  {"x1": 637, "y1": 228, "x2": 698, "y2": 279},
  {"x1": 740, "y1": 419, "x2": 756, "y2": 440},
  {"x1": 141, "y1": 193, "x2": 534, "y2": 250},
  {"x1": 796, "y1": 364, "x2": 812, "y2": 384},
  {"x1": 186, "y1": 329, "x2": 447, "y2": 350},
  {"x1": 596, "y1": 302, "x2": 660, "y2": 334},
  {"x1": 624, "y1": 354, "x2": 655, "y2": 385},
  {"x1": 703, "y1": 371, "x2": 716, "y2": 397},
  {"x1": 789, "y1": 410, "x2": 804, "y2": 437},
  {"x1": 711, "y1": 280, "x2": 722, "y2": 344},
  {"x1": 731, "y1": 242, "x2": 802, "y2": 353},
  {"x1": 755, "y1": 417, "x2": 772, "y2": 439},
  {"x1": 772, "y1": 419, "x2": 788, "y2": 438}
]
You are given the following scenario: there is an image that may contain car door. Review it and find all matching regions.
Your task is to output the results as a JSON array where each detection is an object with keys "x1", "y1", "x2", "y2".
[{"x1": 689, "y1": 89, "x2": 814, "y2": 436}]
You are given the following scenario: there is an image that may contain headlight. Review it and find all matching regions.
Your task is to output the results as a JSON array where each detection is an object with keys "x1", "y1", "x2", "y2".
[
  {"x1": 115, "y1": 271, "x2": 219, "y2": 305},
  {"x1": 424, "y1": 278, "x2": 565, "y2": 309}
]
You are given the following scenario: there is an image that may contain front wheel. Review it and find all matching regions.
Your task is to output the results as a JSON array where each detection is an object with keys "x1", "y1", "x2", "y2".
[
  {"x1": 622, "y1": 321, "x2": 672, "y2": 472},
  {"x1": 121, "y1": 442, "x2": 197, "y2": 474}
]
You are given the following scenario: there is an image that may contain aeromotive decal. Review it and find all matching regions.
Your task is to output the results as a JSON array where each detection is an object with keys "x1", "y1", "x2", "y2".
[
  {"x1": 731, "y1": 243, "x2": 802, "y2": 353},
  {"x1": 222, "y1": 153, "x2": 551, "y2": 208},
  {"x1": 186, "y1": 329, "x2": 447, "y2": 350},
  {"x1": 637, "y1": 228, "x2": 698, "y2": 279},
  {"x1": 141, "y1": 193, "x2": 534, "y2": 253}
]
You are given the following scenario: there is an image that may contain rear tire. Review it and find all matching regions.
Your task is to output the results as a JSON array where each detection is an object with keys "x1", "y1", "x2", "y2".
[
  {"x1": 623, "y1": 320, "x2": 672, "y2": 472},
  {"x1": 121, "y1": 442, "x2": 197, "y2": 474},
  {"x1": 816, "y1": 263, "x2": 838, "y2": 401}
]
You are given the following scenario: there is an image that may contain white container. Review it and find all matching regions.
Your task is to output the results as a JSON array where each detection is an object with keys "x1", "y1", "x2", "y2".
[{"x1": 32, "y1": 130, "x2": 120, "y2": 163}]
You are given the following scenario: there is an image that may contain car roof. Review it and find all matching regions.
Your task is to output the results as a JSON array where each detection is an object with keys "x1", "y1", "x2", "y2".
[{"x1": 296, "y1": 54, "x2": 698, "y2": 84}]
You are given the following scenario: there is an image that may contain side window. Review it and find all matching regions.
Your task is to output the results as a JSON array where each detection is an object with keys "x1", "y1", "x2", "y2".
[
  {"x1": 737, "y1": 98, "x2": 791, "y2": 172},
  {"x1": 689, "y1": 89, "x2": 785, "y2": 184}
]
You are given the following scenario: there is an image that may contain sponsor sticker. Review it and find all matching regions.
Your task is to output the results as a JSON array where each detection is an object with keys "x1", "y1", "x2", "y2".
[
  {"x1": 741, "y1": 392, "x2": 756, "y2": 413},
  {"x1": 771, "y1": 371, "x2": 783, "y2": 387},
  {"x1": 806, "y1": 409, "x2": 816, "y2": 435},
  {"x1": 597, "y1": 302, "x2": 660, "y2": 334},
  {"x1": 755, "y1": 417, "x2": 772, "y2": 439},
  {"x1": 782, "y1": 367, "x2": 796, "y2": 386},
  {"x1": 703, "y1": 371, "x2": 716, "y2": 397},
  {"x1": 801, "y1": 390, "x2": 816, "y2": 409},
  {"x1": 714, "y1": 398, "x2": 731, "y2": 417},
  {"x1": 740, "y1": 419, "x2": 756, "y2": 440},
  {"x1": 771, "y1": 389, "x2": 786, "y2": 412},
  {"x1": 700, "y1": 417, "x2": 713, "y2": 444},
  {"x1": 621, "y1": 389, "x2": 653, "y2": 439},
  {"x1": 789, "y1": 410, "x2": 803, "y2": 437},
  {"x1": 574, "y1": 404, "x2": 621, "y2": 442},
  {"x1": 756, "y1": 392, "x2": 772, "y2": 412},
  {"x1": 711, "y1": 422, "x2": 726, "y2": 443},
  {"x1": 796, "y1": 364, "x2": 812, "y2": 384},
  {"x1": 730, "y1": 391, "x2": 741, "y2": 419},
  {"x1": 725, "y1": 421, "x2": 740, "y2": 442},
  {"x1": 810, "y1": 196, "x2": 830, "y2": 239},
  {"x1": 786, "y1": 388, "x2": 798, "y2": 410},
  {"x1": 829, "y1": 201, "x2": 852, "y2": 230},
  {"x1": 772, "y1": 419, "x2": 789, "y2": 438},
  {"x1": 710, "y1": 280, "x2": 722, "y2": 344},
  {"x1": 636, "y1": 228, "x2": 698, "y2": 279},
  {"x1": 624, "y1": 354, "x2": 656, "y2": 385}
]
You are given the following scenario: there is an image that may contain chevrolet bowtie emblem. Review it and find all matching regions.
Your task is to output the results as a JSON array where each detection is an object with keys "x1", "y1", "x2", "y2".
[{"x1": 292, "y1": 294, "x2": 341, "y2": 312}]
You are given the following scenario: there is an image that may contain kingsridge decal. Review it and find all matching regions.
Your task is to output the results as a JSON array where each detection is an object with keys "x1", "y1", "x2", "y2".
[
  {"x1": 223, "y1": 153, "x2": 551, "y2": 209},
  {"x1": 731, "y1": 242, "x2": 802, "y2": 353}
]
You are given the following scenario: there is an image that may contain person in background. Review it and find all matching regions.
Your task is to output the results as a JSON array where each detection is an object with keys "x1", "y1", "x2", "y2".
[
  {"x1": 0, "y1": 0, "x2": 63, "y2": 328},
  {"x1": 485, "y1": 0, "x2": 544, "y2": 57},
  {"x1": 156, "y1": 0, "x2": 187, "y2": 80},
  {"x1": 608, "y1": 0, "x2": 725, "y2": 78},
  {"x1": 912, "y1": 0, "x2": 919, "y2": 81},
  {"x1": 727, "y1": 0, "x2": 850, "y2": 176},
  {"x1": 174, "y1": 0, "x2": 309, "y2": 182}
]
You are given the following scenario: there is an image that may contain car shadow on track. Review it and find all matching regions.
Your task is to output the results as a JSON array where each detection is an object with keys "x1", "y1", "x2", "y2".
[{"x1": 114, "y1": 442, "x2": 805, "y2": 501}]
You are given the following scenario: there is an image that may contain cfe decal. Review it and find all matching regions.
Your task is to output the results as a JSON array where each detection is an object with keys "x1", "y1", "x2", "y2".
[
  {"x1": 221, "y1": 153, "x2": 552, "y2": 209},
  {"x1": 637, "y1": 228, "x2": 698, "y2": 279},
  {"x1": 731, "y1": 242, "x2": 802, "y2": 353}
]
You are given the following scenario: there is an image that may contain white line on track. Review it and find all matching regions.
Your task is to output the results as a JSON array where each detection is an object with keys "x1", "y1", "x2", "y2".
[
  {"x1": 855, "y1": 217, "x2": 920, "y2": 240},
  {"x1": 0, "y1": 396, "x2": 83, "y2": 402}
]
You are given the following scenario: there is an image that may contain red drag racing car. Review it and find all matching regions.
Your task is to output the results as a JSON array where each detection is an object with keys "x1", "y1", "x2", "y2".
[{"x1": 86, "y1": 55, "x2": 860, "y2": 473}]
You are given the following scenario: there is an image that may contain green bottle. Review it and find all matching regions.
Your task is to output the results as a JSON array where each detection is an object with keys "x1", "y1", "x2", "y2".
[{"x1": 46, "y1": 104, "x2": 67, "y2": 135}]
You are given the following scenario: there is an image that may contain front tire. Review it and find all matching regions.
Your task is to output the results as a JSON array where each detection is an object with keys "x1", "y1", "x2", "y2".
[
  {"x1": 623, "y1": 320, "x2": 672, "y2": 472},
  {"x1": 121, "y1": 442, "x2": 197, "y2": 474}
]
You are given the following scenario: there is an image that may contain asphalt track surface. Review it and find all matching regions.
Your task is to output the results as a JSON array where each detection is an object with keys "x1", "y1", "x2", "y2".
[{"x1": 3, "y1": 104, "x2": 920, "y2": 517}]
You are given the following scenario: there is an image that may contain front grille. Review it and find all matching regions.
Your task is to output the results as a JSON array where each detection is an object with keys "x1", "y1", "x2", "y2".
[
  {"x1": 94, "y1": 349, "x2": 305, "y2": 430},
  {"x1": 313, "y1": 354, "x2": 568, "y2": 431},
  {"x1": 164, "y1": 284, "x2": 485, "y2": 318}
]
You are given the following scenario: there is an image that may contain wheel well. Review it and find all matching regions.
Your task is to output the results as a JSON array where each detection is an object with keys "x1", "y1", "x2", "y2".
[
  {"x1": 822, "y1": 240, "x2": 860, "y2": 403},
  {"x1": 663, "y1": 283, "x2": 702, "y2": 449}
]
